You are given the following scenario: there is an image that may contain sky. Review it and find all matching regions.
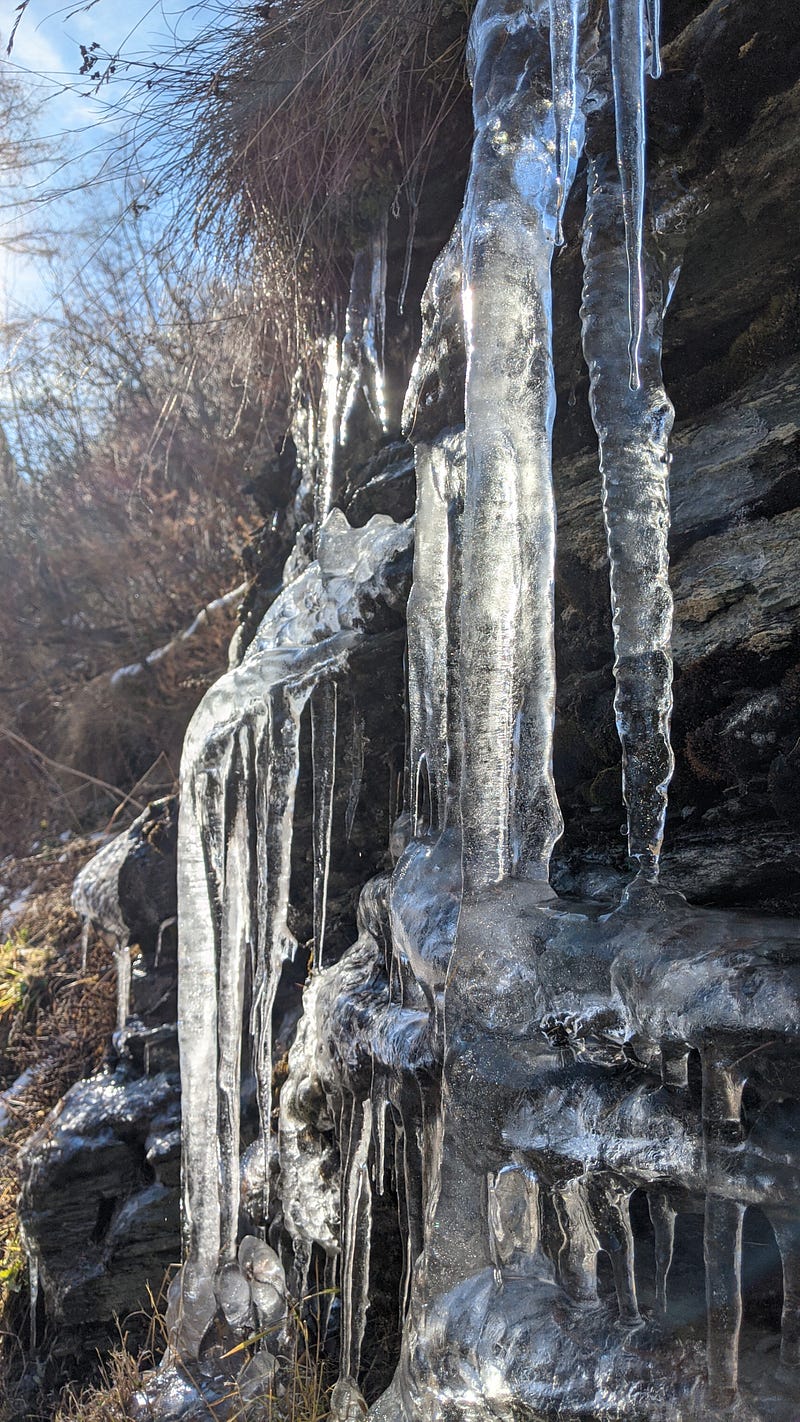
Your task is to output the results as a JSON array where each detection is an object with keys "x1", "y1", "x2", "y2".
[{"x1": 0, "y1": 1, "x2": 218, "y2": 312}]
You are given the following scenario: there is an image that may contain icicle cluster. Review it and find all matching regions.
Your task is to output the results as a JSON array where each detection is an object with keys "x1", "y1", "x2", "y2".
[{"x1": 454, "y1": 0, "x2": 671, "y2": 889}]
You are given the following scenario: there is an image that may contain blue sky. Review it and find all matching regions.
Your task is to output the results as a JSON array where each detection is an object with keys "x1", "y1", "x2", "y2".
[{"x1": 0, "y1": 2, "x2": 218, "y2": 310}]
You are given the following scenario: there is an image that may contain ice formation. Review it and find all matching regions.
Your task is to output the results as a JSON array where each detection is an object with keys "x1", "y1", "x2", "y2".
[{"x1": 151, "y1": 2, "x2": 800, "y2": 1420}]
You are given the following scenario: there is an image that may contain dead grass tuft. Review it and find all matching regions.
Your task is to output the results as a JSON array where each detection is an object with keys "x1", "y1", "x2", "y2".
[{"x1": 144, "y1": 0, "x2": 472, "y2": 390}]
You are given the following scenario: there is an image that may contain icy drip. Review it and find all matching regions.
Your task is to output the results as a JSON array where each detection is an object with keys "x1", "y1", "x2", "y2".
[
  {"x1": 549, "y1": 0, "x2": 581, "y2": 244},
  {"x1": 336, "y1": 1096, "x2": 374, "y2": 1406},
  {"x1": 407, "y1": 433, "x2": 464, "y2": 835},
  {"x1": 80, "y1": 919, "x2": 90, "y2": 975},
  {"x1": 115, "y1": 940, "x2": 132, "y2": 1031},
  {"x1": 315, "y1": 218, "x2": 389, "y2": 535},
  {"x1": 311, "y1": 680, "x2": 338, "y2": 970},
  {"x1": 581, "y1": 145, "x2": 674, "y2": 879},
  {"x1": 459, "y1": 0, "x2": 585, "y2": 889},
  {"x1": 217, "y1": 726, "x2": 254, "y2": 1260},
  {"x1": 251, "y1": 689, "x2": 306, "y2": 1220}
]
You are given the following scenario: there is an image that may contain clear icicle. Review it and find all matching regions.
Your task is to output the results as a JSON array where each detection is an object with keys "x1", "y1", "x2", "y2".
[
  {"x1": 362, "y1": 216, "x2": 389, "y2": 433},
  {"x1": 581, "y1": 139, "x2": 674, "y2": 881},
  {"x1": 460, "y1": 0, "x2": 586, "y2": 888},
  {"x1": 316, "y1": 333, "x2": 342, "y2": 537},
  {"x1": 251, "y1": 688, "x2": 306, "y2": 1219},
  {"x1": 178, "y1": 736, "x2": 231, "y2": 1270},
  {"x1": 25, "y1": 1229, "x2": 38, "y2": 1353},
  {"x1": 155, "y1": 916, "x2": 176, "y2": 969},
  {"x1": 338, "y1": 1096, "x2": 373, "y2": 1397},
  {"x1": 316, "y1": 218, "x2": 389, "y2": 537},
  {"x1": 217, "y1": 728, "x2": 253, "y2": 1261},
  {"x1": 608, "y1": 0, "x2": 648, "y2": 387},
  {"x1": 645, "y1": 0, "x2": 662, "y2": 78},
  {"x1": 549, "y1": 0, "x2": 581, "y2": 244},
  {"x1": 345, "y1": 709, "x2": 365, "y2": 842},
  {"x1": 407, "y1": 439, "x2": 457, "y2": 835},
  {"x1": 311, "y1": 680, "x2": 338, "y2": 971},
  {"x1": 115, "y1": 940, "x2": 132, "y2": 1032}
]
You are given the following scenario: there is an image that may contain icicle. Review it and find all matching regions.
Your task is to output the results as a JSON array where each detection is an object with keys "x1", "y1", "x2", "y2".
[
  {"x1": 178, "y1": 736, "x2": 231, "y2": 1270},
  {"x1": 337, "y1": 1096, "x2": 373, "y2": 1410},
  {"x1": 549, "y1": 0, "x2": 581, "y2": 244},
  {"x1": 581, "y1": 142, "x2": 674, "y2": 882},
  {"x1": 344, "y1": 709, "x2": 365, "y2": 842},
  {"x1": 311, "y1": 680, "x2": 338, "y2": 971},
  {"x1": 645, "y1": 0, "x2": 661, "y2": 78},
  {"x1": 407, "y1": 442, "x2": 453, "y2": 836},
  {"x1": 217, "y1": 727, "x2": 254, "y2": 1261},
  {"x1": 704, "y1": 1195, "x2": 745, "y2": 1402},
  {"x1": 26, "y1": 1237, "x2": 38, "y2": 1354},
  {"x1": 459, "y1": 0, "x2": 586, "y2": 887},
  {"x1": 315, "y1": 218, "x2": 390, "y2": 541},
  {"x1": 362, "y1": 215, "x2": 389, "y2": 434},
  {"x1": 251, "y1": 688, "x2": 307, "y2": 1221},
  {"x1": 115, "y1": 940, "x2": 132, "y2": 1031},
  {"x1": 608, "y1": 0, "x2": 648, "y2": 387},
  {"x1": 155, "y1": 916, "x2": 176, "y2": 969},
  {"x1": 316, "y1": 334, "x2": 342, "y2": 538},
  {"x1": 373, "y1": 1088, "x2": 387, "y2": 1197}
]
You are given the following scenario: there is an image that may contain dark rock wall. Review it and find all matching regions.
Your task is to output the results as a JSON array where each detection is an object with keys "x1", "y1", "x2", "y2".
[{"x1": 550, "y1": 0, "x2": 800, "y2": 910}]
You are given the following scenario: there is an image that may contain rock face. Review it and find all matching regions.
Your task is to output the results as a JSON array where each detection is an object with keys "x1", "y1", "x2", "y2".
[{"x1": 18, "y1": 799, "x2": 181, "y2": 1351}]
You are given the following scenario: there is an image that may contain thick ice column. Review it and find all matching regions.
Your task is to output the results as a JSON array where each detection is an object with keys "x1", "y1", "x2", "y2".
[
  {"x1": 581, "y1": 140, "x2": 674, "y2": 881},
  {"x1": 459, "y1": 0, "x2": 585, "y2": 889}
]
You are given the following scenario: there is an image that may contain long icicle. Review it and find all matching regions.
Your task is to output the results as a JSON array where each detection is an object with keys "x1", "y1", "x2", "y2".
[
  {"x1": 217, "y1": 726, "x2": 254, "y2": 1261},
  {"x1": 311, "y1": 679, "x2": 338, "y2": 971},
  {"x1": 549, "y1": 0, "x2": 581, "y2": 245},
  {"x1": 252, "y1": 688, "x2": 306, "y2": 1222},
  {"x1": 608, "y1": 0, "x2": 648, "y2": 387},
  {"x1": 645, "y1": 0, "x2": 662, "y2": 78}
]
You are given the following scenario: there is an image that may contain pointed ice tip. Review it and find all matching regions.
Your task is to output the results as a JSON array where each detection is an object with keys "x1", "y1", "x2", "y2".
[
  {"x1": 648, "y1": 49, "x2": 662, "y2": 80},
  {"x1": 628, "y1": 348, "x2": 642, "y2": 391}
]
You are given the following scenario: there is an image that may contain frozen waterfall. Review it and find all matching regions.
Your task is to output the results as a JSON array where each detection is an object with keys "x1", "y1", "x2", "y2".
[{"x1": 150, "y1": 4, "x2": 800, "y2": 1422}]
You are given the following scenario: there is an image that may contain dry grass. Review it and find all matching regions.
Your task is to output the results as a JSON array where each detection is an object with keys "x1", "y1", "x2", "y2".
[
  {"x1": 45, "y1": 1293, "x2": 334, "y2": 1422},
  {"x1": 0, "y1": 839, "x2": 117, "y2": 1398},
  {"x1": 142, "y1": 0, "x2": 472, "y2": 392}
]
